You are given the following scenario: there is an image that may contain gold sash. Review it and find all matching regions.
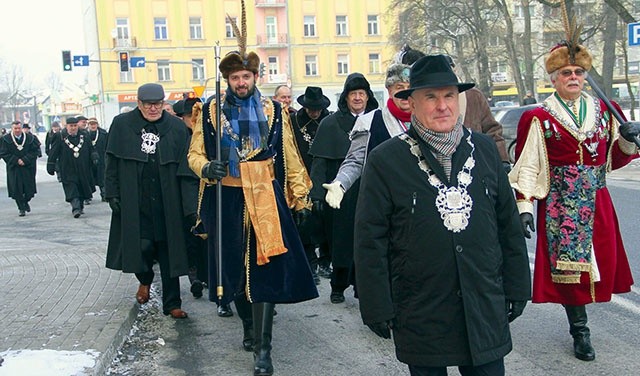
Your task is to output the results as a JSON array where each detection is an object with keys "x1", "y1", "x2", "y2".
[{"x1": 239, "y1": 160, "x2": 287, "y2": 265}]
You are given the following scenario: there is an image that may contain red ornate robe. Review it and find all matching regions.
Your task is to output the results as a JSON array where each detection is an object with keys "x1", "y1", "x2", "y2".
[{"x1": 509, "y1": 92, "x2": 636, "y2": 305}]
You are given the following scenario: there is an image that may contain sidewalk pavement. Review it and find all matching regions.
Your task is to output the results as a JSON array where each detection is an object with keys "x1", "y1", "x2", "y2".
[
  {"x1": 0, "y1": 153, "x2": 639, "y2": 375},
  {"x1": 0, "y1": 158, "x2": 138, "y2": 375}
]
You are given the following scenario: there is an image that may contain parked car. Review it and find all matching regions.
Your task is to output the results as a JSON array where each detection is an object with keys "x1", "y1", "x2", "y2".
[
  {"x1": 494, "y1": 100, "x2": 516, "y2": 107},
  {"x1": 492, "y1": 104, "x2": 541, "y2": 162}
]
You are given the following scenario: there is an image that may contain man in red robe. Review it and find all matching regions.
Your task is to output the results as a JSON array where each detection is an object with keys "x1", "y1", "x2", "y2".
[{"x1": 510, "y1": 39, "x2": 640, "y2": 361}]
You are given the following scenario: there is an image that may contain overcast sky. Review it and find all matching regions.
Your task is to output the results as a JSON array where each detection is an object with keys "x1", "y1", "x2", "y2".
[{"x1": 0, "y1": 0, "x2": 86, "y2": 92}]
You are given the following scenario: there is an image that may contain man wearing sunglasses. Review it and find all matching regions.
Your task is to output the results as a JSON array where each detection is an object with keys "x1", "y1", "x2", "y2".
[
  {"x1": 510, "y1": 38, "x2": 640, "y2": 362},
  {"x1": 104, "y1": 83, "x2": 190, "y2": 320}
]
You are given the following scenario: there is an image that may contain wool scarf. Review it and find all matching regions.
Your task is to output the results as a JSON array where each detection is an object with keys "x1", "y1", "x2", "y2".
[
  {"x1": 222, "y1": 87, "x2": 269, "y2": 177},
  {"x1": 412, "y1": 114, "x2": 464, "y2": 179},
  {"x1": 386, "y1": 98, "x2": 411, "y2": 123}
]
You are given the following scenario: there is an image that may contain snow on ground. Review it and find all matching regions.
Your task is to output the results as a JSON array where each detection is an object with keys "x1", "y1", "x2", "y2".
[{"x1": 0, "y1": 349, "x2": 98, "y2": 376}]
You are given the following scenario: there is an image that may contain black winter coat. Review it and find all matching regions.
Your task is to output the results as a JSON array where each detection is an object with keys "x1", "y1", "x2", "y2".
[
  {"x1": 105, "y1": 109, "x2": 189, "y2": 278},
  {"x1": 0, "y1": 133, "x2": 39, "y2": 200},
  {"x1": 355, "y1": 128, "x2": 531, "y2": 367}
]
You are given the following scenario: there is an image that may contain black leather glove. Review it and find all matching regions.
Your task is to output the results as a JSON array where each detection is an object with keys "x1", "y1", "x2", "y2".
[
  {"x1": 519, "y1": 213, "x2": 535, "y2": 239},
  {"x1": 201, "y1": 160, "x2": 228, "y2": 180},
  {"x1": 46, "y1": 163, "x2": 55, "y2": 176},
  {"x1": 506, "y1": 300, "x2": 527, "y2": 322},
  {"x1": 366, "y1": 320, "x2": 394, "y2": 339},
  {"x1": 91, "y1": 152, "x2": 100, "y2": 165},
  {"x1": 502, "y1": 161, "x2": 512, "y2": 174},
  {"x1": 294, "y1": 208, "x2": 311, "y2": 228},
  {"x1": 186, "y1": 213, "x2": 198, "y2": 227},
  {"x1": 108, "y1": 197, "x2": 121, "y2": 214},
  {"x1": 619, "y1": 121, "x2": 640, "y2": 143}
]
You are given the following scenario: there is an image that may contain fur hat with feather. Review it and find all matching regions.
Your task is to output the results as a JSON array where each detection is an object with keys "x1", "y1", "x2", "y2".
[
  {"x1": 544, "y1": 0, "x2": 592, "y2": 73},
  {"x1": 219, "y1": 0, "x2": 260, "y2": 79}
]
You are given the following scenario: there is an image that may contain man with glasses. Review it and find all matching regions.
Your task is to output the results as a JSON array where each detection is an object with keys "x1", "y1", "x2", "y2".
[
  {"x1": 105, "y1": 83, "x2": 190, "y2": 319},
  {"x1": 510, "y1": 38, "x2": 640, "y2": 361}
]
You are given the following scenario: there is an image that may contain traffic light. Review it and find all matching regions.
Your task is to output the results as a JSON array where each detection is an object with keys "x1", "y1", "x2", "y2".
[
  {"x1": 62, "y1": 50, "x2": 72, "y2": 71},
  {"x1": 119, "y1": 52, "x2": 129, "y2": 72},
  {"x1": 259, "y1": 63, "x2": 265, "y2": 78}
]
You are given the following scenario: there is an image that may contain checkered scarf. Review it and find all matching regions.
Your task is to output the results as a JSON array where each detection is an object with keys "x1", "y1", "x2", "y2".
[{"x1": 411, "y1": 114, "x2": 464, "y2": 180}]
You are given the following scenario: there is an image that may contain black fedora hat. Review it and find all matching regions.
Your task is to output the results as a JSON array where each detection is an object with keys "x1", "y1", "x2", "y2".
[
  {"x1": 395, "y1": 55, "x2": 474, "y2": 99},
  {"x1": 297, "y1": 86, "x2": 330, "y2": 110}
]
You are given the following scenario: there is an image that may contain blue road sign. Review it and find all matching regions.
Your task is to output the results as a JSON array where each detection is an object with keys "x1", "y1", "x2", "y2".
[
  {"x1": 629, "y1": 22, "x2": 640, "y2": 46},
  {"x1": 130, "y1": 57, "x2": 146, "y2": 68},
  {"x1": 73, "y1": 55, "x2": 90, "y2": 67}
]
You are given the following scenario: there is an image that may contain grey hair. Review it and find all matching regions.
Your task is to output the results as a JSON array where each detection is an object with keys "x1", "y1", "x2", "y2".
[{"x1": 385, "y1": 63, "x2": 411, "y2": 88}]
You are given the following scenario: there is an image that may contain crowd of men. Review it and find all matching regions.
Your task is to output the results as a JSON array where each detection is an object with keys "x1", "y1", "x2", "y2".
[{"x1": 2, "y1": 6, "x2": 640, "y2": 374}]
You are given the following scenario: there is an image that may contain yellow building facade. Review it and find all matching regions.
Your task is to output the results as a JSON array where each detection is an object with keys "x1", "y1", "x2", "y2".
[{"x1": 83, "y1": 0, "x2": 397, "y2": 121}]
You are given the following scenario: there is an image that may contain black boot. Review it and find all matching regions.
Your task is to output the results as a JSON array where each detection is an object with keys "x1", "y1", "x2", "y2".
[
  {"x1": 16, "y1": 200, "x2": 26, "y2": 216},
  {"x1": 565, "y1": 305, "x2": 595, "y2": 361},
  {"x1": 253, "y1": 302, "x2": 275, "y2": 376},
  {"x1": 235, "y1": 296, "x2": 253, "y2": 352},
  {"x1": 71, "y1": 198, "x2": 82, "y2": 218}
]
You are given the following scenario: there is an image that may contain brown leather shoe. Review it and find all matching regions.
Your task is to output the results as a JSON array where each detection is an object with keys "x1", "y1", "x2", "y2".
[
  {"x1": 136, "y1": 284, "x2": 150, "y2": 304},
  {"x1": 165, "y1": 308, "x2": 188, "y2": 319}
]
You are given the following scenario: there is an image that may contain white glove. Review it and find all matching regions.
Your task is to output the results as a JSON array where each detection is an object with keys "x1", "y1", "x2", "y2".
[{"x1": 323, "y1": 181, "x2": 345, "y2": 209}]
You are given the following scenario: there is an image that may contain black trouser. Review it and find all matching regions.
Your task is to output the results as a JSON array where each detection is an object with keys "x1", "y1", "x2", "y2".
[
  {"x1": 330, "y1": 266, "x2": 350, "y2": 293},
  {"x1": 184, "y1": 222, "x2": 208, "y2": 283},
  {"x1": 70, "y1": 197, "x2": 84, "y2": 212},
  {"x1": 135, "y1": 239, "x2": 181, "y2": 314},
  {"x1": 409, "y1": 358, "x2": 505, "y2": 376},
  {"x1": 317, "y1": 241, "x2": 331, "y2": 268}
]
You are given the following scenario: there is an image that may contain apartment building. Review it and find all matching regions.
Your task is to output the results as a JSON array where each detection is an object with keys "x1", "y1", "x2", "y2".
[{"x1": 81, "y1": 0, "x2": 397, "y2": 122}]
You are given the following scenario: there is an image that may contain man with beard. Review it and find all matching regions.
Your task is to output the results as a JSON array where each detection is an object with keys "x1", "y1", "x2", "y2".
[
  {"x1": 0, "y1": 121, "x2": 40, "y2": 216},
  {"x1": 105, "y1": 83, "x2": 190, "y2": 319},
  {"x1": 309, "y1": 72, "x2": 379, "y2": 304},
  {"x1": 188, "y1": 4, "x2": 317, "y2": 373},
  {"x1": 290, "y1": 86, "x2": 332, "y2": 284},
  {"x1": 323, "y1": 63, "x2": 412, "y2": 210},
  {"x1": 46, "y1": 117, "x2": 97, "y2": 218},
  {"x1": 87, "y1": 117, "x2": 108, "y2": 202}
]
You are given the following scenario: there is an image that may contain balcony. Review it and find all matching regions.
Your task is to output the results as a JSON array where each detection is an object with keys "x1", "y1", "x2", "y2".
[
  {"x1": 112, "y1": 37, "x2": 138, "y2": 51},
  {"x1": 255, "y1": 0, "x2": 286, "y2": 7},
  {"x1": 256, "y1": 34, "x2": 288, "y2": 47}
]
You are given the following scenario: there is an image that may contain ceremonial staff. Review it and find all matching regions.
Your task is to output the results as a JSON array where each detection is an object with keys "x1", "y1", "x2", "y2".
[
  {"x1": 214, "y1": 41, "x2": 224, "y2": 302},
  {"x1": 586, "y1": 75, "x2": 640, "y2": 148}
]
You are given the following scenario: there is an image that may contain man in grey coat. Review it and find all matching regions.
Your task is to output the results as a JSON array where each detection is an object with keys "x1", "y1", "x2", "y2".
[{"x1": 354, "y1": 55, "x2": 531, "y2": 375}]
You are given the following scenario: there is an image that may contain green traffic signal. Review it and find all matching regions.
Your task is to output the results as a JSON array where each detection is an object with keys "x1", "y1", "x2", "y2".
[{"x1": 62, "y1": 50, "x2": 72, "y2": 71}]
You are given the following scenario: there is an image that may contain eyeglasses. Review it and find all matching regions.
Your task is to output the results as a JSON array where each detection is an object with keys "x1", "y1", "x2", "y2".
[
  {"x1": 559, "y1": 68, "x2": 586, "y2": 77},
  {"x1": 141, "y1": 101, "x2": 164, "y2": 109}
]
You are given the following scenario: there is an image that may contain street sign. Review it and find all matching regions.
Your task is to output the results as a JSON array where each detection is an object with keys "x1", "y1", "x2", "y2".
[
  {"x1": 130, "y1": 57, "x2": 146, "y2": 68},
  {"x1": 192, "y1": 85, "x2": 205, "y2": 97},
  {"x1": 629, "y1": 22, "x2": 640, "y2": 46},
  {"x1": 73, "y1": 55, "x2": 90, "y2": 67}
]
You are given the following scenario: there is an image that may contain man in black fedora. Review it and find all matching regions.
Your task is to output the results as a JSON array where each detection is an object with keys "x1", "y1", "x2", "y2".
[
  {"x1": 354, "y1": 55, "x2": 531, "y2": 376},
  {"x1": 290, "y1": 86, "x2": 332, "y2": 285}
]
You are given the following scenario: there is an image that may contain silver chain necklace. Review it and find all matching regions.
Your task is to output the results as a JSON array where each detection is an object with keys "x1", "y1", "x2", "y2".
[
  {"x1": 11, "y1": 133, "x2": 26, "y2": 151},
  {"x1": 64, "y1": 134, "x2": 84, "y2": 158},
  {"x1": 400, "y1": 132, "x2": 475, "y2": 233}
]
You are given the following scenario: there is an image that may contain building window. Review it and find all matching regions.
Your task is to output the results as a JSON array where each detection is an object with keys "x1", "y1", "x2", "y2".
[
  {"x1": 337, "y1": 54, "x2": 349, "y2": 75},
  {"x1": 367, "y1": 15, "x2": 379, "y2": 35},
  {"x1": 154, "y1": 17, "x2": 168, "y2": 40},
  {"x1": 226, "y1": 17, "x2": 237, "y2": 38},
  {"x1": 119, "y1": 70, "x2": 133, "y2": 83},
  {"x1": 430, "y1": 36, "x2": 439, "y2": 48},
  {"x1": 305, "y1": 55, "x2": 318, "y2": 76},
  {"x1": 368, "y1": 53, "x2": 380, "y2": 74},
  {"x1": 488, "y1": 35, "x2": 501, "y2": 47},
  {"x1": 303, "y1": 16, "x2": 316, "y2": 37},
  {"x1": 192, "y1": 58, "x2": 205, "y2": 80},
  {"x1": 268, "y1": 56, "x2": 278, "y2": 75},
  {"x1": 116, "y1": 18, "x2": 129, "y2": 39},
  {"x1": 514, "y1": 5, "x2": 535, "y2": 18},
  {"x1": 157, "y1": 60, "x2": 171, "y2": 81},
  {"x1": 336, "y1": 15, "x2": 348, "y2": 36},
  {"x1": 189, "y1": 17, "x2": 203, "y2": 39},
  {"x1": 266, "y1": 16, "x2": 277, "y2": 44}
]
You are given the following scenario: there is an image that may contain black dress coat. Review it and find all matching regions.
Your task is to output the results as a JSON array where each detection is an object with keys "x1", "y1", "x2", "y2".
[
  {"x1": 355, "y1": 127, "x2": 531, "y2": 367},
  {"x1": 104, "y1": 109, "x2": 189, "y2": 278},
  {"x1": 0, "y1": 133, "x2": 39, "y2": 200},
  {"x1": 46, "y1": 129, "x2": 96, "y2": 201},
  {"x1": 89, "y1": 127, "x2": 109, "y2": 187}
]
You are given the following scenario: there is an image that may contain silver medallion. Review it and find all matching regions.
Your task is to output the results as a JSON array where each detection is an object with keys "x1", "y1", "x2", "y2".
[
  {"x1": 73, "y1": 151, "x2": 80, "y2": 158},
  {"x1": 141, "y1": 131, "x2": 160, "y2": 154}
]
